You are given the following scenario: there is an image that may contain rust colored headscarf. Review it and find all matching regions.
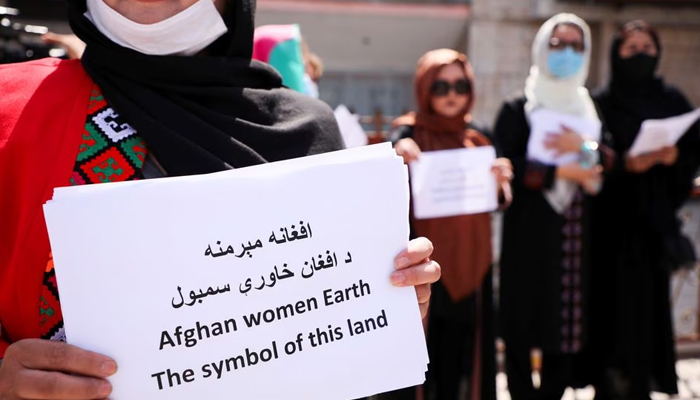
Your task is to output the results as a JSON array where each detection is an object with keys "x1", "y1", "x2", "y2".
[{"x1": 395, "y1": 49, "x2": 493, "y2": 302}]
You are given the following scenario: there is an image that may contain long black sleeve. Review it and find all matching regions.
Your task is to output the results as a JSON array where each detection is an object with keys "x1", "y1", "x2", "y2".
[
  {"x1": 667, "y1": 89, "x2": 700, "y2": 210},
  {"x1": 389, "y1": 125, "x2": 414, "y2": 146},
  {"x1": 492, "y1": 98, "x2": 556, "y2": 192}
]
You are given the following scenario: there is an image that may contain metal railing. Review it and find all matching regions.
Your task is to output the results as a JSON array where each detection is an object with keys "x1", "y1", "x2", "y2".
[{"x1": 358, "y1": 110, "x2": 396, "y2": 144}]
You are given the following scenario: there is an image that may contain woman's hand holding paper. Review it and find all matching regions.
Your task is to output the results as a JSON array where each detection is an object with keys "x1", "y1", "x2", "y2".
[
  {"x1": 0, "y1": 339, "x2": 116, "y2": 400},
  {"x1": 656, "y1": 146, "x2": 679, "y2": 166},
  {"x1": 544, "y1": 125, "x2": 585, "y2": 156},
  {"x1": 395, "y1": 138, "x2": 422, "y2": 165},
  {"x1": 626, "y1": 146, "x2": 678, "y2": 173},
  {"x1": 390, "y1": 237, "x2": 441, "y2": 318},
  {"x1": 626, "y1": 152, "x2": 657, "y2": 173},
  {"x1": 492, "y1": 158, "x2": 514, "y2": 186}
]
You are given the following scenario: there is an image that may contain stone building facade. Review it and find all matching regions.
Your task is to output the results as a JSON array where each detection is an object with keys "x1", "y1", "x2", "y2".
[{"x1": 469, "y1": 0, "x2": 700, "y2": 124}]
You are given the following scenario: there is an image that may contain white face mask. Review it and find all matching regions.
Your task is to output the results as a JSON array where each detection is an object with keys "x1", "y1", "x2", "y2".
[{"x1": 85, "y1": 0, "x2": 228, "y2": 56}]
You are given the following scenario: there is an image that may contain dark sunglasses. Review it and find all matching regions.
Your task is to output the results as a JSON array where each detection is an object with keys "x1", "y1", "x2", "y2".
[
  {"x1": 549, "y1": 37, "x2": 585, "y2": 53},
  {"x1": 430, "y1": 79, "x2": 471, "y2": 97}
]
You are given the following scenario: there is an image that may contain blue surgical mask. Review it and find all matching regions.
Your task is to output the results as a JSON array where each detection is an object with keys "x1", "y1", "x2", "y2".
[{"x1": 546, "y1": 47, "x2": 584, "y2": 79}]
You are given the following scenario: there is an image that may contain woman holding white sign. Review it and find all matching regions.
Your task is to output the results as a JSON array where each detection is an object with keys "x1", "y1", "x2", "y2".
[
  {"x1": 588, "y1": 20, "x2": 700, "y2": 400},
  {"x1": 0, "y1": 0, "x2": 441, "y2": 398},
  {"x1": 493, "y1": 14, "x2": 617, "y2": 400},
  {"x1": 391, "y1": 49, "x2": 513, "y2": 400}
]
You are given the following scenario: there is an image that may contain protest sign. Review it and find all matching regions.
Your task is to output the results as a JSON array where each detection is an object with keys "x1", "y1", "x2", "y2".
[{"x1": 44, "y1": 144, "x2": 428, "y2": 400}]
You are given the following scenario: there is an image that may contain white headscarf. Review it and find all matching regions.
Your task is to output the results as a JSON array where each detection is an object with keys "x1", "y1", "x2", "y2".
[{"x1": 525, "y1": 13, "x2": 600, "y2": 214}]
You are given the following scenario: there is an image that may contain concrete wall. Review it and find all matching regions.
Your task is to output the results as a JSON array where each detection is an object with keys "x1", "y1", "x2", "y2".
[
  {"x1": 7, "y1": 0, "x2": 697, "y2": 124},
  {"x1": 472, "y1": 0, "x2": 700, "y2": 340},
  {"x1": 257, "y1": 5, "x2": 469, "y2": 75},
  {"x1": 256, "y1": 1, "x2": 471, "y2": 116},
  {"x1": 468, "y1": 0, "x2": 700, "y2": 125}
]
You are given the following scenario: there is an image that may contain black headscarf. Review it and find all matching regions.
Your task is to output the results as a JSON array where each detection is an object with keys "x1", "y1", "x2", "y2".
[
  {"x1": 594, "y1": 22, "x2": 700, "y2": 234},
  {"x1": 66, "y1": 0, "x2": 344, "y2": 176},
  {"x1": 599, "y1": 23, "x2": 696, "y2": 152},
  {"x1": 609, "y1": 27, "x2": 662, "y2": 93}
]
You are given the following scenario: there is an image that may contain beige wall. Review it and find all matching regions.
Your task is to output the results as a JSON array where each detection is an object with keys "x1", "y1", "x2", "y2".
[
  {"x1": 255, "y1": 1, "x2": 472, "y2": 116},
  {"x1": 7, "y1": 0, "x2": 697, "y2": 122},
  {"x1": 468, "y1": 0, "x2": 700, "y2": 124},
  {"x1": 658, "y1": 26, "x2": 700, "y2": 108}
]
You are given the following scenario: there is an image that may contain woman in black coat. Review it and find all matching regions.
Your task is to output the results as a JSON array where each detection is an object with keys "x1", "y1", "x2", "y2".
[
  {"x1": 494, "y1": 13, "x2": 617, "y2": 400},
  {"x1": 589, "y1": 20, "x2": 700, "y2": 400}
]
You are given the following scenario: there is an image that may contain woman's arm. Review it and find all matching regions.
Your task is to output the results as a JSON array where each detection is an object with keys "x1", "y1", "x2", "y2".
[
  {"x1": 392, "y1": 126, "x2": 421, "y2": 165},
  {"x1": 493, "y1": 100, "x2": 557, "y2": 191}
]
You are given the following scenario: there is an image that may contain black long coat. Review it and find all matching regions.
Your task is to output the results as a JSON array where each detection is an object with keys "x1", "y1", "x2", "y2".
[
  {"x1": 494, "y1": 97, "x2": 613, "y2": 363},
  {"x1": 589, "y1": 79, "x2": 700, "y2": 396}
]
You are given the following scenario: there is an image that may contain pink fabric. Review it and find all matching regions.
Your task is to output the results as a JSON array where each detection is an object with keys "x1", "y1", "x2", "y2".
[{"x1": 252, "y1": 24, "x2": 298, "y2": 63}]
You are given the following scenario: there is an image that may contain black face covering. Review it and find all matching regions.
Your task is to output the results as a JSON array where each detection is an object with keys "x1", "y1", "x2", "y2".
[
  {"x1": 613, "y1": 53, "x2": 659, "y2": 85},
  {"x1": 65, "y1": 0, "x2": 344, "y2": 176},
  {"x1": 610, "y1": 33, "x2": 662, "y2": 90}
]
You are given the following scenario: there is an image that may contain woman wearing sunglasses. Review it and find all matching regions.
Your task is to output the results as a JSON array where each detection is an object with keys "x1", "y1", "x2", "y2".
[
  {"x1": 391, "y1": 49, "x2": 513, "y2": 400},
  {"x1": 493, "y1": 14, "x2": 616, "y2": 400}
]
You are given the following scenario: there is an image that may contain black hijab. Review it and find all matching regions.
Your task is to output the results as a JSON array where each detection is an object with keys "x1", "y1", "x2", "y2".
[
  {"x1": 594, "y1": 22, "x2": 700, "y2": 235},
  {"x1": 609, "y1": 27, "x2": 662, "y2": 94},
  {"x1": 597, "y1": 23, "x2": 696, "y2": 151},
  {"x1": 66, "y1": 0, "x2": 344, "y2": 176}
]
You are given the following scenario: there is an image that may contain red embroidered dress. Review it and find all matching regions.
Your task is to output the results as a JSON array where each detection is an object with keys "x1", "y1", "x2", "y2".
[{"x1": 39, "y1": 85, "x2": 147, "y2": 342}]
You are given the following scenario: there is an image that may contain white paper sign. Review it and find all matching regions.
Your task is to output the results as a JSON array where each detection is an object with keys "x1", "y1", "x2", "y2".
[
  {"x1": 409, "y1": 146, "x2": 498, "y2": 219},
  {"x1": 628, "y1": 108, "x2": 700, "y2": 157},
  {"x1": 335, "y1": 105, "x2": 368, "y2": 149},
  {"x1": 527, "y1": 108, "x2": 602, "y2": 165},
  {"x1": 43, "y1": 145, "x2": 428, "y2": 400}
]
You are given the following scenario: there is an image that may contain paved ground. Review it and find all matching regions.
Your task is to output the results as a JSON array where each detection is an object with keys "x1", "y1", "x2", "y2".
[{"x1": 496, "y1": 359, "x2": 700, "y2": 400}]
